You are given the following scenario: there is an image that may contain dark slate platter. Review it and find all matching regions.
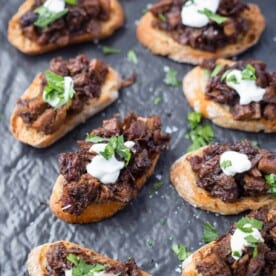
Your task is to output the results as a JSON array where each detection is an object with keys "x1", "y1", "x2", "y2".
[{"x1": 0, "y1": 0, "x2": 275, "y2": 275}]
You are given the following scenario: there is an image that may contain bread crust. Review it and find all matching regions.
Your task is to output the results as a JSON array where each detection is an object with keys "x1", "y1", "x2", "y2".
[
  {"x1": 181, "y1": 209, "x2": 276, "y2": 275},
  {"x1": 49, "y1": 122, "x2": 160, "y2": 223},
  {"x1": 137, "y1": 4, "x2": 265, "y2": 65},
  {"x1": 170, "y1": 146, "x2": 276, "y2": 215},
  {"x1": 183, "y1": 59, "x2": 276, "y2": 132},
  {"x1": 27, "y1": 240, "x2": 150, "y2": 276},
  {"x1": 10, "y1": 65, "x2": 122, "y2": 148},
  {"x1": 8, "y1": 0, "x2": 124, "y2": 55}
]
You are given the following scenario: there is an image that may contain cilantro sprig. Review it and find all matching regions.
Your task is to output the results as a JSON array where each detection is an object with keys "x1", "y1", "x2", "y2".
[
  {"x1": 67, "y1": 254, "x2": 107, "y2": 276},
  {"x1": 265, "y1": 174, "x2": 276, "y2": 194},
  {"x1": 102, "y1": 46, "x2": 121, "y2": 55},
  {"x1": 185, "y1": 112, "x2": 214, "y2": 152},
  {"x1": 164, "y1": 67, "x2": 181, "y2": 87},
  {"x1": 220, "y1": 160, "x2": 232, "y2": 170},
  {"x1": 43, "y1": 70, "x2": 75, "y2": 108},
  {"x1": 127, "y1": 49, "x2": 138, "y2": 64},
  {"x1": 171, "y1": 244, "x2": 191, "y2": 261},
  {"x1": 203, "y1": 222, "x2": 219, "y2": 243},
  {"x1": 210, "y1": 64, "x2": 224, "y2": 77},
  {"x1": 241, "y1": 64, "x2": 256, "y2": 81},
  {"x1": 235, "y1": 217, "x2": 263, "y2": 233},
  {"x1": 198, "y1": 8, "x2": 228, "y2": 24},
  {"x1": 85, "y1": 134, "x2": 109, "y2": 143}
]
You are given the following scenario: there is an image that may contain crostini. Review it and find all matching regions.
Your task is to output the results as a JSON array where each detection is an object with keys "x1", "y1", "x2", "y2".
[
  {"x1": 28, "y1": 240, "x2": 149, "y2": 275},
  {"x1": 183, "y1": 59, "x2": 276, "y2": 132},
  {"x1": 170, "y1": 140, "x2": 276, "y2": 215},
  {"x1": 10, "y1": 55, "x2": 122, "y2": 148},
  {"x1": 137, "y1": 0, "x2": 265, "y2": 64},
  {"x1": 8, "y1": 0, "x2": 124, "y2": 54},
  {"x1": 182, "y1": 207, "x2": 276, "y2": 275},
  {"x1": 50, "y1": 113, "x2": 170, "y2": 223}
]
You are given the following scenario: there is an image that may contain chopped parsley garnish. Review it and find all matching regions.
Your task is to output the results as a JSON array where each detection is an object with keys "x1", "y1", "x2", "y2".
[
  {"x1": 67, "y1": 254, "x2": 107, "y2": 276},
  {"x1": 127, "y1": 49, "x2": 138, "y2": 64},
  {"x1": 244, "y1": 235, "x2": 261, "y2": 258},
  {"x1": 43, "y1": 70, "x2": 75, "y2": 108},
  {"x1": 220, "y1": 160, "x2": 232, "y2": 170},
  {"x1": 171, "y1": 244, "x2": 191, "y2": 261},
  {"x1": 265, "y1": 174, "x2": 276, "y2": 194},
  {"x1": 226, "y1": 74, "x2": 239, "y2": 84},
  {"x1": 164, "y1": 67, "x2": 181, "y2": 87},
  {"x1": 65, "y1": 0, "x2": 77, "y2": 4},
  {"x1": 241, "y1": 64, "x2": 256, "y2": 81},
  {"x1": 153, "y1": 181, "x2": 163, "y2": 190},
  {"x1": 154, "y1": 97, "x2": 161, "y2": 105},
  {"x1": 203, "y1": 222, "x2": 219, "y2": 243},
  {"x1": 233, "y1": 251, "x2": 241, "y2": 258},
  {"x1": 85, "y1": 134, "x2": 109, "y2": 143},
  {"x1": 235, "y1": 217, "x2": 263, "y2": 233},
  {"x1": 251, "y1": 140, "x2": 259, "y2": 149},
  {"x1": 198, "y1": 8, "x2": 228, "y2": 24},
  {"x1": 147, "y1": 239, "x2": 154, "y2": 247},
  {"x1": 158, "y1": 13, "x2": 166, "y2": 22},
  {"x1": 102, "y1": 46, "x2": 121, "y2": 55},
  {"x1": 160, "y1": 219, "x2": 166, "y2": 225},
  {"x1": 211, "y1": 64, "x2": 224, "y2": 77},
  {"x1": 185, "y1": 112, "x2": 214, "y2": 152}
]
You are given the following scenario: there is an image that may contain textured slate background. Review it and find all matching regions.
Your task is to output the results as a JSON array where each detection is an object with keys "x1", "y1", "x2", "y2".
[{"x1": 0, "y1": 0, "x2": 275, "y2": 275}]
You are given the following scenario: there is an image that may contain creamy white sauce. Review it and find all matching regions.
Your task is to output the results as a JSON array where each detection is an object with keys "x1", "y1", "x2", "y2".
[
  {"x1": 226, "y1": 70, "x2": 266, "y2": 105},
  {"x1": 65, "y1": 269, "x2": 72, "y2": 276},
  {"x1": 65, "y1": 269, "x2": 115, "y2": 276},
  {"x1": 231, "y1": 226, "x2": 264, "y2": 260},
  {"x1": 181, "y1": 0, "x2": 220, "y2": 28},
  {"x1": 86, "y1": 141, "x2": 135, "y2": 184},
  {"x1": 44, "y1": 0, "x2": 65, "y2": 13},
  {"x1": 220, "y1": 151, "x2": 252, "y2": 176}
]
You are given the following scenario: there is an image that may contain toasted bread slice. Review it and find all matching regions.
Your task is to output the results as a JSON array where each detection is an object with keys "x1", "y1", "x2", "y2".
[
  {"x1": 183, "y1": 59, "x2": 276, "y2": 132},
  {"x1": 170, "y1": 146, "x2": 276, "y2": 215},
  {"x1": 10, "y1": 65, "x2": 122, "y2": 148},
  {"x1": 8, "y1": 0, "x2": 124, "y2": 55},
  {"x1": 27, "y1": 240, "x2": 150, "y2": 276},
  {"x1": 181, "y1": 208, "x2": 276, "y2": 275},
  {"x1": 137, "y1": 4, "x2": 265, "y2": 65}
]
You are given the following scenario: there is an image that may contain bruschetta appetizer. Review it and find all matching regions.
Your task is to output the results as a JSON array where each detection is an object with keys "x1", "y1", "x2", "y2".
[
  {"x1": 8, "y1": 0, "x2": 124, "y2": 54},
  {"x1": 183, "y1": 59, "x2": 276, "y2": 132},
  {"x1": 182, "y1": 207, "x2": 276, "y2": 275},
  {"x1": 170, "y1": 140, "x2": 276, "y2": 215},
  {"x1": 137, "y1": 0, "x2": 265, "y2": 64},
  {"x1": 10, "y1": 55, "x2": 122, "y2": 148},
  {"x1": 28, "y1": 240, "x2": 149, "y2": 275},
  {"x1": 50, "y1": 113, "x2": 170, "y2": 223}
]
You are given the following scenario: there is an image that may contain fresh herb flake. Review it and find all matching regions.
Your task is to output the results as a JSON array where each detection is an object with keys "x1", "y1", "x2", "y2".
[
  {"x1": 221, "y1": 160, "x2": 232, "y2": 170},
  {"x1": 241, "y1": 64, "x2": 256, "y2": 81},
  {"x1": 198, "y1": 8, "x2": 228, "y2": 24},
  {"x1": 65, "y1": 0, "x2": 77, "y2": 5},
  {"x1": 265, "y1": 174, "x2": 276, "y2": 194},
  {"x1": 102, "y1": 46, "x2": 121, "y2": 55},
  {"x1": 85, "y1": 134, "x2": 109, "y2": 143},
  {"x1": 188, "y1": 111, "x2": 202, "y2": 129},
  {"x1": 203, "y1": 222, "x2": 219, "y2": 243},
  {"x1": 127, "y1": 49, "x2": 138, "y2": 64},
  {"x1": 164, "y1": 67, "x2": 181, "y2": 87},
  {"x1": 153, "y1": 181, "x2": 163, "y2": 190},
  {"x1": 171, "y1": 244, "x2": 191, "y2": 261},
  {"x1": 211, "y1": 64, "x2": 224, "y2": 77},
  {"x1": 154, "y1": 97, "x2": 161, "y2": 105},
  {"x1": 158, "y1": 13, "x2": 166, "y2": 22},
  {"x1": 147, "y1": 239, "x2": 154, "y2": 247},
  {"x1": 235, "y1": 217, "x2": 263, "y2": 233}
]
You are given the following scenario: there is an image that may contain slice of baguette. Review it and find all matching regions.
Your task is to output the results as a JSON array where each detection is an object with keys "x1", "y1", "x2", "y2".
[
  {"x1": 27, "y1": 240, "x2": 150, "y2": 276},
  {"x1": 10, "y1": 65, "x2": 122, "y2": 148},
  {"x1": 170, "y1": 146, "x2": 276, "y2": 215},
  {"x1": 181, "y1": 208, "x2": 276, "y2": 275},
  {"x1": 8, "y1": 0, "x2": 124, "y2": 55},
  {"x1": 183, "y1": 59, "x2": 276, "y2": 132},
  {"x1": 137, "y1": 4, "x2": 265, "y2": 65},
  {"x1": 50, "y1": 117, "x2": 160, "y2": 223}
]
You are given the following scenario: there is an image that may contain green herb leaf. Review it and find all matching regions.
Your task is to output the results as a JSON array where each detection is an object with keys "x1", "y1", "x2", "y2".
[
  {"x1": 160, "y1": 219, "x2": 166, "y2": 225},
  {"x1": 235, "y1": 217, "x2": 263, "y2": 233},
  {"x1": 221, "y1": 69, "x2": 231, "y2": 81},
  {"x1": 204, "y1": 69, "x2": 211, "y2": 77},
  {"x1": 43, "y1": 70, "x2": 75, "y2": 108},
  {"x1": 203, "y1": 222, "x2": 219, "y2": 243},
  {"x1": 164, "y1": 67, "x2": 181, "y2": 87},
  {"x1": 233, "y1": 251, "x2": 241, "y2": 258},
  {"x1": 85, "y1": 134, "x2": 109, "y2": 143},
  {"x1": 158, "y1": 13, "x2": 166, "y2": 22},
  {"x1": 253, "y1": 245, "x2": 258, "y2": 258},
  {"x1": 211, "y1": 64, "x2": 224, "y2": 77},
  {"x1": 171, "y1": 244, "x2": 191, "y2": 261},
  {"x1": 147, "y1": 239, "x2": 154, "y2": 247},
  {"x1": 188, "y1": 112, "x2": 202, "y2": 129},
  {"x1": 226, "y1": 74, "x2": 239, "y2": 84},
  {"x1": 241, "y1": 64, "x2": 256, "y2": 81},
  {"x1": 198, "y1": 8, "x2": 228, "y2": 24},
  {"x1": 67, "y1": 254, "x2": 107, "y2": 276},
  {"x1": 153, "y1": 181, "x2": 163, "y2": 190},
  {"x1": 251, "y1": 140, "x2": 259, "y2": 149},
  {"x1": 265, "y1": 174, "x2": 276, "y2": 194},
  {"x1": 220, "y1": 160, "x2": 232, "y2": 170},
  {"x1": 34, "y1": 6, "x2": 68, "y2": 28},
  {"x1": 245, "y1": 235, "x2": 259, "y2": 244},
  {"x1": 127, "y1": 49, "x2": 138, "y2": 64},
  {"x1": 102, "y1": 46, "x2": 121, "y2": 55},
  {"x1": 65, "y1": 0, "x2": 77, "y2": 5},
  {"x1": 154, "y1": 97, "x2": 161, "y2": 105}
]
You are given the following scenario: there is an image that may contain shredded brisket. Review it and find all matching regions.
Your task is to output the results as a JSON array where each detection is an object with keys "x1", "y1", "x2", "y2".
[
  {"x1": 20, "y1": 0, "x2": 111, "y2": 45},
  {"x1": 202, "y1": 60, "x2": 276, "y2": 121},
  {"x1": 59, "y1": 113, "x2": 170, "y2": 215},
  {"x1": 188, "y1": 140, "x2": 275, "y2": 203},
  {"x1": 150, "y1": 0, "x2": 249, "y2": 52},
  {"x1": 196, "y1": 208, "x2": 276, "y2": 276},
  {"x1": 46, "y1": 242, "x2": 142, "y2": 275},
  {"x1": 15, "y1": 55, "x2": 108, "y2": 134}
]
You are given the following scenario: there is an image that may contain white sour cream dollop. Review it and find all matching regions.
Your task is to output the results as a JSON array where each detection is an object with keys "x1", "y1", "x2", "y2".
[
  {"x1": 65, "y1": 269, "x2": 115, "y2": 276},
  {"x1": 220, "y1": 151, "x2": 252, "y2": 176},
  {"x1": 181, "y1": 0, "x2": 220, "y2": 28},
  {"x1": 226, "y1": 70, "x2": 266, "y2": 105},
  {"x1": 44, "y1": 0, "x2": 65, "y2": 13},
  {"x1": 231, "y1": 226, "x2": 264, "y2": 260},
  {"x1": 86, "y1": 142, "x2": 135, "y2": 184}
]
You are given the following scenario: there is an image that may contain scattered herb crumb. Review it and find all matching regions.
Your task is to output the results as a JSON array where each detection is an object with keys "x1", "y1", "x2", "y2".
[
  {"x1": 164, "y1": 67, "x2": 181, "y2": 87},
  {"x1": 127, "y1": 49, "x2": 138, "y2": 64},
  {"x1": 172, "y1": 244, "x2": 191, "y2": 261},
  {"x1": 160, "y1": 219, "x2": 166, "y2": 225},
  {"x1": 147, "y1": 239, "x2": 154, "y2": 247},
  {"x1": 168, "y1": 236, "x2": 173, "y2": 241},
  {"x1": 158, "y1": 13, "x2": 166, "y2": 22},
  {"x1": 154, "y1": 97, "x2": 161, "y2": 105},
  {"x1": 153, "y1": 181, "x2": 163, "y2": 190},
  {"x1": 102, "y1": 46, "x2": 121, "y2": 55},
  {"x1": 203, "y1": 222, "x2": 219, "y2": 243}
]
